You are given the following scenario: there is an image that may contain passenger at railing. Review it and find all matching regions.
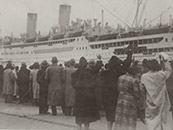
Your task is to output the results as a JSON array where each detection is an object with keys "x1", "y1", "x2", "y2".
[
  {"x1": 45, "y1": 57, "x2": 64, "y2": 116},
  {"x1": 63, "y1": 59, "x2": 76, "y2": 116},
  {"x1": 2, "y1": 62, "x2": 15, "y2": 103},
  {"x1": 17, "y1": 62, "x2": 31, "y2": 103},
  {"x1": 71, "y1": 57, "x2": 100, "y2": 130},
  {"x1": 37, "y1": 60, "x2": 49, "y2": 114}
]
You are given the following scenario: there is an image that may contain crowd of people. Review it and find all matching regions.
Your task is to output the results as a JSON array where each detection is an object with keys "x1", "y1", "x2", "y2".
[{"x1": 0, "y1": 50, "x2": 173, "y2": 130}]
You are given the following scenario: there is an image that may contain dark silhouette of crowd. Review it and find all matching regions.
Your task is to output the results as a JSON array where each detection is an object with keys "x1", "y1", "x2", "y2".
[{"x1": 0, "y1": 50, "x2": 173, "y2": 130}]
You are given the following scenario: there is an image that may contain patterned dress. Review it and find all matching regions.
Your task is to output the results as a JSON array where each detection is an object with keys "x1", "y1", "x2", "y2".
[{"x1": 114, "y1": 73, "x2": 141, "y2": 130}]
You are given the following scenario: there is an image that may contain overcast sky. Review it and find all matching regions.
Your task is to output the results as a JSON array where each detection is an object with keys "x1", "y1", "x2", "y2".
[{"x1": 0, "y1": 0, "x2": 172, "y2": 37}]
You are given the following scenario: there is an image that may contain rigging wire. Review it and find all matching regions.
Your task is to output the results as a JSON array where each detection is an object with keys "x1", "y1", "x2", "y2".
[
  {"x1": 93, "y1": 0, "x2": 130, "y2": 27},
  {"x1": 91, "y1": 0, "x2": 95, "y2": 19},
  {"x1": 132, "y1": 0, "x2": 142, "y2": 27},
  {"x1": 143, "y1": 6, "x2": 173, "y2": 27}
]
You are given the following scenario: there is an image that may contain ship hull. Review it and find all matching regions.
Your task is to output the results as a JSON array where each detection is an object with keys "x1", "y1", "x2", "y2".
[{"x1": 0, "y1": 32, "x2": 173, "y2": 66}]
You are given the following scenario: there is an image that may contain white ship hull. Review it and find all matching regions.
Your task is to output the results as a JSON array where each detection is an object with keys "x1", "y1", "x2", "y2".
[{"x1": 0, "y1": 32, "x2": 173, "y2": 66}]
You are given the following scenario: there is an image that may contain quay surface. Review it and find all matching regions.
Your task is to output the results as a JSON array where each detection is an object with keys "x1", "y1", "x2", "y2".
[{"x1": 0, "y1": 98, "x2": 147, "y2": 130}]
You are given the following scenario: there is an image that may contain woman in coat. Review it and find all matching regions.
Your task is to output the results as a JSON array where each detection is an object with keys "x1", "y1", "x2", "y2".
[
  {"x1": 17, "y1": 62, "x2": 31, "y2": 103},
  {"x1": 71, "y1": 57, "x2": 100, "y2": 130},
  {"x1": 141, "y1": 57, "x2": 173, "y2": 130},
  {"x1": 114, "y1": 65, "x2": 144, "y2": 130},
  {"x1": 100, "y1": 51, "x2": 132, "y2": 130}
]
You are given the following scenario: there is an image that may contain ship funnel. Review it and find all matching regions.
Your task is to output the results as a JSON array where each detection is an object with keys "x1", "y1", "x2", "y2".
[
  {"x1": 58, "y1": 4, "x2": 71, "y2": 31},
  {"x1": 26, "y1": 13, "x2": 37, "y2": 39}
]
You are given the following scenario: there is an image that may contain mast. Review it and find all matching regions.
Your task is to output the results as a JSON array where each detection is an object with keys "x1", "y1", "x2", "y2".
[
  {"x1": 132, "y1": 0, "x2": 142, "y2": 28},
  {"x1": 101, "y1": 10, "x2": 104, "y2": 28},
  {"x1": 135, "y1": 0, "x2": 140, "y2": 27}
]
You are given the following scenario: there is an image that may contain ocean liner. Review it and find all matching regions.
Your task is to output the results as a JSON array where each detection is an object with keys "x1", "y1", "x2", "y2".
[{"x1": 0, "y1": 1, "x2": 173, "y2": 65}]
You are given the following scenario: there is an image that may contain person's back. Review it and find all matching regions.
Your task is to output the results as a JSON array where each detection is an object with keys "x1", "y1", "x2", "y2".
[
  {"x1": 166, "y1": 61, "x2": 173, "y2": 114},
  {"x1": 141, "y1": 59, "x2": 172, "y2": 130},
  {"x1": 37, "y1": 60, "x2": 49, "y2": 114},
  {"x1": 17, "y1": 63, "x2": 30, "y2": 103},
  {"x1": 142, "y1": 68, "x2": 170, "y2": 106},
  {"x1": 3, "y1": 68, "x2": 15, "y2": 95},
  {"x1": 45, "y1": 57, "x2": 64, "y2": 115},
  {"x1": 0, "y1": 65, "x2": 3, "y2": 97},
  {"x1": 30, "y1": 68, "x2": 39, "y2": 104},
  {"x1": 31, "y1": 69, "x2": 39, "y2": 85},
  {"x1": 46, "y1": 64, "x2": 63, "y2": 91},
  {"x1": 3, "y1": 66, "x2": 15, "y2": 103},
  {"x1": 63, "y1": 66, "x2": 77, "y2": 115},
  {"x1": 64, "y1": 67, "x2": 76, "y2": 88},
  {"x1": 18, "y1": 66, "x2": 30, "y2": 84}
]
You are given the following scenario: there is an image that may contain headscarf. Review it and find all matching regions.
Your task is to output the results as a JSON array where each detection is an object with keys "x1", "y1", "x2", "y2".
[
  {"x1": 51, "y1": 57, "x2": 58, "y2": 63},
  {"x1": 79, "y1": 57, "x2": 87, "y2": 68},
  {"x1": 41, "y1": 60, "x2": 49, "y2": 68}
]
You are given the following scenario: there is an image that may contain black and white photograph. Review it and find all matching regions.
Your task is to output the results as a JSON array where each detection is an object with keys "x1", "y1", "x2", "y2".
[{"x1": 0, "y1": 0, "x2": 173, "y2": 130}]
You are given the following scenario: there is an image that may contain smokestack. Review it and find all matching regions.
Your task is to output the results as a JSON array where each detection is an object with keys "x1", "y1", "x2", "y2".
[
  {"x1": 26, "y1": 13, "x2": 37, "y2": 39},
  {"x1": 102, "y1": 10, "x2": 104, "y2": 28},
  {"x1": 58, "y1": 5, "x2": 71, "y2": 31}
]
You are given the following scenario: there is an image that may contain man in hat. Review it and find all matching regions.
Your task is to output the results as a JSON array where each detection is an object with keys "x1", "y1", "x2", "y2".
[
  {"x1": 45, "y1": 57, "x2": 64, "y2": 115},
  {"x1": 37, "y1": 60, "x2": 49, "y2": 114}
]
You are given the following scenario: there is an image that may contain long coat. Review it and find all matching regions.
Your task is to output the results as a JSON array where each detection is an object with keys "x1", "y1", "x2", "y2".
[
  {"x1": 0, "y1": 66, "x2": 3, "y2": 96},
  {"x1": 166, "y1": 71, "x2": 173, "y2": 111},
  {"x1": 99, "y1": 53, "x2": 132, "y2": 122},
  {"x1": 71, "y1": 67, "x2": 100, "y2": 124},
  {"x1": 17, "y1": 67, "x2": 30, "y2": 102},
  {"x1": 63, "y1": 67, "x2": 76, "y2": 106},
  {"x1": 141, "y1": 61, "x2": 173, "y2": 130},
  {"x1": 45, "y1": 63, "x2": 64, "y2": 106},
  {"x1": 3, "y1": 68, "x2": 15, "y2": 95},
  {"x1": 37, "y1": 67, "x2": 48, "y2": 113},
  {"x1": 30, "y1": 69, "x2": 39, "y2": 99},
  {"x1": 114, "y1": 73, "x2": 141, "y2": 130}
]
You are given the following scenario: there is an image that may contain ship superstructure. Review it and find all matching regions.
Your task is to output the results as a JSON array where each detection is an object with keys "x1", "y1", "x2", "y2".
[{"x1": 0, "y1": 1, "x2": 173, "y2": 65}]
